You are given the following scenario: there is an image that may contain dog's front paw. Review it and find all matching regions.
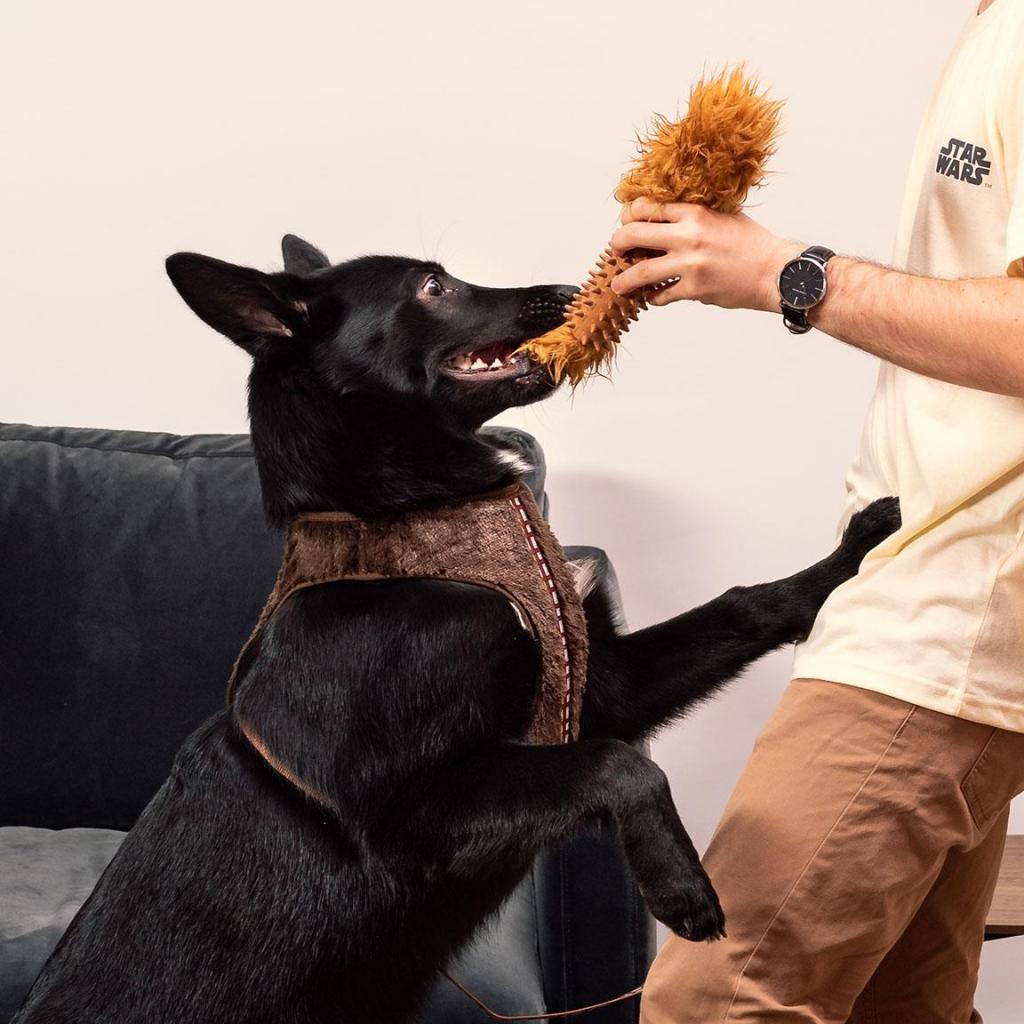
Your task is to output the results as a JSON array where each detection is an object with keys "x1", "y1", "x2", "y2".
[
  {"x1": 645, "y1": 868, "x2": 726, "y2": 943},
  {"x1": 787, "y1": 496, "x2": 902, "y2": 644},
  {"x1": 838, "y1": 496, "x2": 902, "y2": 569}
]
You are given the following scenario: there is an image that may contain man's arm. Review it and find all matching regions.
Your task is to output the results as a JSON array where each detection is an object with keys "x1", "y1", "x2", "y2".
[{"x1": 609, "y1": 198, "x2": 1024, "y2": 399}]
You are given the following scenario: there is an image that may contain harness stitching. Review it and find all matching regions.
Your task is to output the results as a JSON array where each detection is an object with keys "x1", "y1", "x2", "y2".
[{"x1": 510, "y1": 495, "x2": 573, "y2": 743}]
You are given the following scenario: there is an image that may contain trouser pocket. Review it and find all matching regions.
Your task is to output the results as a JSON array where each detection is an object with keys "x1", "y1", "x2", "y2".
[{"x1": 960, "y1": 727, "x2": 1024, "y2": 832}]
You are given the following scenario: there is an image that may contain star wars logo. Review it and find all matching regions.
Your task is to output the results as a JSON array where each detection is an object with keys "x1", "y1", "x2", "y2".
[{"x1": 936, "y1": 138, "x2": 992, "y2": 186}]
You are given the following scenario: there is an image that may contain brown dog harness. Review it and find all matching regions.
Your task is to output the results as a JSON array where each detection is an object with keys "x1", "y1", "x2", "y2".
[
  {"x1": 226, "y1": 481, "x2": 588, "y2": 744},
  {"x1": 226, "y1": 481, "x2": 641, "y2": 1019}
]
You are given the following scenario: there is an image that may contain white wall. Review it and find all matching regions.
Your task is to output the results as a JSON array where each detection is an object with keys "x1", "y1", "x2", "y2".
[{"x1": 3, "y1": 0, "x2": 1020, "y2": 1015}]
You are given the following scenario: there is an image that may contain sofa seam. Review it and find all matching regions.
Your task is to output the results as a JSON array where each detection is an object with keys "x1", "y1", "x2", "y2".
[
  {"x1": 529, "y1": 862, "x2": 549, "y2": 1014},
  {"x1": 0, "y1": 436, "x2": 253, "y2": 462},
  {"x1": 561, "y1": 844, "x2": 573, "y2": 1010}
]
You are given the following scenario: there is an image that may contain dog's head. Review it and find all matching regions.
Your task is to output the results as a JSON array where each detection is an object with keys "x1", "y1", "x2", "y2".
[{"x1": 166, "y1": 236, "x2": 575, "y2": 522}]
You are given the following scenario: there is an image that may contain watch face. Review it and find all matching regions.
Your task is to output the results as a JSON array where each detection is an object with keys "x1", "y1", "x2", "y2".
[{"x1": 779, "y1": 259, "x2": 827, "y2": 310}]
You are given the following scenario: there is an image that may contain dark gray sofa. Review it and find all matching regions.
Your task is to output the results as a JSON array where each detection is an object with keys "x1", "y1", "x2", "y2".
[{"x1": 0, "y1": 422, "x2": 654, "y2": 1023}]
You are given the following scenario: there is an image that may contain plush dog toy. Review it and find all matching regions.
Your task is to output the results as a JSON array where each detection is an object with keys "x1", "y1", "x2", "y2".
[{"x1": 520, "y1": 66, "x2": 783, "y2": 384}]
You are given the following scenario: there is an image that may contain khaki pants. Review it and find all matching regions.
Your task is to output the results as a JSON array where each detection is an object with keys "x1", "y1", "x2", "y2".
[{"x1": 641, "y1": 679, "x2": 1024, "y2": 1024}]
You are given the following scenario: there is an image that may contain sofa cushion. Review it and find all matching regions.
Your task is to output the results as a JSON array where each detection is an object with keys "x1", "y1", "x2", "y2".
[
  {"x1": 0, "y1": 827, "x2": 124, "y2": 1021},
  {"x1": 0, "y1": 826, "x2": 545, "y2": 1024}
]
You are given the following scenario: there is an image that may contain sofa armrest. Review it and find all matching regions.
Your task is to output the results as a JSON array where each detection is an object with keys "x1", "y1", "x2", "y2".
[{"x1": 532, "y1": 545, "x2": 655, "y2": 1023}]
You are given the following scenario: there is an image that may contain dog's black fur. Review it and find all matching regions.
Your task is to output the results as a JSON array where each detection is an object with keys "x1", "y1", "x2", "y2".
[{"x1": 14, "y1": 235, "x2": 900, "y2": 1024}]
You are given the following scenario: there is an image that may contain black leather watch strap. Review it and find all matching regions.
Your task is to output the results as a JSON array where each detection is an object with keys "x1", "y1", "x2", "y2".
[
  {"x1": 803, "y1": 245, "x2": 836, "y2": 264},
  {"x1": 780, "y1": 245, "x2": 836, "y2": 335},
  {"x1": 782, "y1": 307, "x2": 811, "y2": 334}
]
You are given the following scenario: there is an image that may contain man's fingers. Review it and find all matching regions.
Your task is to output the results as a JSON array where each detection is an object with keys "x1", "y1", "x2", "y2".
[
  {"x1": 609, "y1": 221, "x2": 679, "y2": 254},
  {"x1": 648, "y1": 281, "x2": 689, "y2": 306},
  {"x1": 611, "y1": 255, "x2": 682, "y2": 296},
  {"x1": 620, "y1": 198, "x2": 668, "y2": 224},
  {"x1": 620, "y1": 198, "x2": 699, "y2": 225}
]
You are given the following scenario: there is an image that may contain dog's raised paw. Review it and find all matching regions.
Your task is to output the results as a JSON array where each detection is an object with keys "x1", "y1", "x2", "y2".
[
  {"x1": 648, "y1": 872, "x2": 726, "y2": 943},
  {"x1": 839, "y1": 496, "x2": 901, "y2": 566}
]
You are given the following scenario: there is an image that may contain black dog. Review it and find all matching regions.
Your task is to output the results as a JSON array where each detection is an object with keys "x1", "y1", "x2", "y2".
[{"x1": 14, "y1": 235, "x2": 900, "y2": 1024}]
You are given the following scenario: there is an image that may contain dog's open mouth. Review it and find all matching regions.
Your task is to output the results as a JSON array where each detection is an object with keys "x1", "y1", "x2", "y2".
[{"x1": 441, "y1": 341, "x2": 535, "y2": 382}]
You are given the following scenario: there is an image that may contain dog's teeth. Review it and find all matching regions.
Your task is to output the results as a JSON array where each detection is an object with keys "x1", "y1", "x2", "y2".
[
  {"x1": 471, "y1": 358, "x2": 487, "y2": 370},
  {"x1": 454, "y1": 355, "x2": 472, "y2": 370},
  {"x1": 490, "y1": 358, "x2": 503, "y2": 369}
]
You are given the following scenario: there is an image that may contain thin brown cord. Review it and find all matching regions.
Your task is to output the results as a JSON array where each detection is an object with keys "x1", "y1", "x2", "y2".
[{"x1": 443, "y1": 972, "x2": 643, "y2": 1021}]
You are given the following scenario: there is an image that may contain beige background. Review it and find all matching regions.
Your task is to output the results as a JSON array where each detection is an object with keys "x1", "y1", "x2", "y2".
[{"x1": 3, "y1": 0, "x2": 1021, "y2": 1014}]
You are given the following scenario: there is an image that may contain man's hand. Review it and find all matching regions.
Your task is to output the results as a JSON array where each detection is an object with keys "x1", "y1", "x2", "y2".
[
  {"x1": 609, "y1": 198, "x2": 1024, "y2": 398},
  {"x1": 609, "y1": 198, "x2": 803, "y2": 313}
]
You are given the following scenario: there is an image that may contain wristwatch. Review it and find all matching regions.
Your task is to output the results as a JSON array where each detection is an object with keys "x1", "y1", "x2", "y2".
[{"x1": 778, "y1": 245, "x2": 836, "y2": 334}]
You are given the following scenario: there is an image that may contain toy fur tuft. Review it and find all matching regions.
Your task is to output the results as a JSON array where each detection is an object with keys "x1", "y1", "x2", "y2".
[
  {"x1": 615, "y1": 66, "x2": 783, "y2": 214},
  {"x1": 521, "y1": 67, "x2": 783, "y2": 385}
]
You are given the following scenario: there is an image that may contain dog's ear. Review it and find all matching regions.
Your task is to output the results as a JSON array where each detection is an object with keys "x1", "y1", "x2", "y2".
[
  {"x1": 166, "y1": 253, "x2": 308, "y2": 355},
  {"x1": 281, "y1": 234, "x2": 330, "y2": 275}
]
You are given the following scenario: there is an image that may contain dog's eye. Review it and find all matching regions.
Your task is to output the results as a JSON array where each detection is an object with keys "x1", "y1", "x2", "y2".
[{"x1": 422, "y1": 275, "x2": 445, "y2": 297}]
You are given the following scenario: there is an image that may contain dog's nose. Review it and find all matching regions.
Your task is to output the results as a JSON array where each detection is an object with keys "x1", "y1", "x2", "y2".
[{"x1": 517, "y1": 287, "x2": 579, "y2": 332}]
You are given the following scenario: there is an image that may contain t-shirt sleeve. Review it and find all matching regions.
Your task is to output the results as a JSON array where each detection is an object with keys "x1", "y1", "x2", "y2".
[{"x1": 999, "y1": 22, "x2": 1024, "y2": 277}]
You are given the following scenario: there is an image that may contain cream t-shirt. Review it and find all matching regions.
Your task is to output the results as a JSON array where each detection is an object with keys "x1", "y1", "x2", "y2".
[{"x1": 793, "y1": 1, "x2": 1024, "y2": 733}]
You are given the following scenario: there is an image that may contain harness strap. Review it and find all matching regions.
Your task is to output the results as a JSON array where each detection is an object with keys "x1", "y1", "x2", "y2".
[
  {"x1": 236, "y1": 722, "x2": 645, "y2": 1021},
  {"x1": 237, "y1": 718, "x2": 333, "y2": 809}
]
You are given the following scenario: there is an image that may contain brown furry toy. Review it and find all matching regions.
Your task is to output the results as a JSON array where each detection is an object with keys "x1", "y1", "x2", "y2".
[{"x1": 520, "y1": 66, "x2": 783, "y2": 385}]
